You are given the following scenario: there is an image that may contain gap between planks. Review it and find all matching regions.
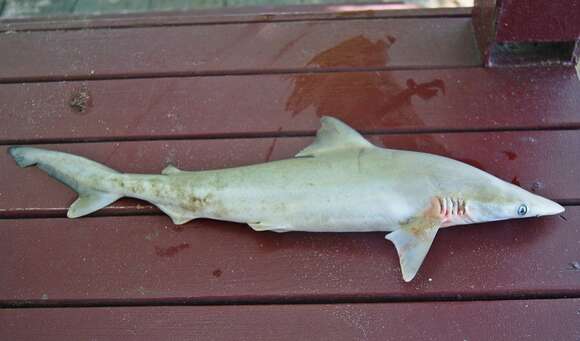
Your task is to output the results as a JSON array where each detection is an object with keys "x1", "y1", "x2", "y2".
[
  {"x1": 1, "y1": 291, "x2": 579, "y2": 309},
  {"x1": 0, "y1": 64, "x2": 483, "y2": 85},
  {"x1": 2, "y1": 125, "x2": 580, "y2": 147}
]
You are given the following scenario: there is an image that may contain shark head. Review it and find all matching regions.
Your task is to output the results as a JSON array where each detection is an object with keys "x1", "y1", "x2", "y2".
[
  {"x1": 463, "y1": 177, "x2": 564, "y2": 225},
  {"x1": 387, "y1": 159, "x2": 564, "y2": 282}
]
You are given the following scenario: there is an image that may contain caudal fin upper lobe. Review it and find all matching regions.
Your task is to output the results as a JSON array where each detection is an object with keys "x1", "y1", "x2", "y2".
[{"x1": 8, "y1": 146, "x2": 122, "y2": 218}]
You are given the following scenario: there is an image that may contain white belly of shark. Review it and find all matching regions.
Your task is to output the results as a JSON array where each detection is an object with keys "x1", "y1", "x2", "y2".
[{"x1": 8, "y1": 117, "x2": 564, "y2": 282}]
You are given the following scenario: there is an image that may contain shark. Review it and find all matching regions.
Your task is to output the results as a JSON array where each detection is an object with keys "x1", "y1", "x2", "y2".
[{"x1": 8, "y1": 116, "x2": 564, "y2": 282}]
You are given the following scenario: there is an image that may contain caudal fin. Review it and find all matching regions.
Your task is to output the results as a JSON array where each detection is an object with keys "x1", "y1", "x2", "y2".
[
  {"x1": 8, "y1": 146, "x2": 38, "y2": 167},
  {"x1": 8, "y1": 146, "x2": 122, "y2": 218}
]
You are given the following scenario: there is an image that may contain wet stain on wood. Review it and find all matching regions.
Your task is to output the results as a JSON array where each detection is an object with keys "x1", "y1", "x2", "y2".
[
  {"x1": 381, "y1": 78, "x2": 445, "y2": 113},
  {"x1": 155, "y1": 243, "x2": 190, "y2": 257},
  {"x1": 265, "y1": 127, "x2": 283, "y2": 162},
  {"x1": 286, "y1": 35, "x2": 447, "y2": 155},
  {"x1": 502, "y1": 150, "x2": 518, "y2": 160},
  {"x1": 530, "y1": 181, "x2": 543, "y2": 193},
  {"x1": 272, "y1": 30, "x2": 310, "y2": 63}
]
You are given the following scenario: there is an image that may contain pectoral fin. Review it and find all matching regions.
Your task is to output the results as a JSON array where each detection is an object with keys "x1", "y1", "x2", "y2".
[{"x1": 385, "y1": 216, "x2": 442, "y2": 282}]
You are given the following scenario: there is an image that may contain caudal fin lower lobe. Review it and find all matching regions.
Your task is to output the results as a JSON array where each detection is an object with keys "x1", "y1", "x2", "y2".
[{"x1": 8, "y1": 146, "x2": 122, "y2": 218}]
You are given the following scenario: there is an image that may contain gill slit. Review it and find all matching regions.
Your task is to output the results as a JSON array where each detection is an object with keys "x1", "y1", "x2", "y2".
[{"x1": 437, "y1": 195, "x2": 468, "y2": 223}]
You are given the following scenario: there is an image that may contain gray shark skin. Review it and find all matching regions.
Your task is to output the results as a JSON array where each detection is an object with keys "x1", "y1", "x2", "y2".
[{"x1": 8, "y1": 117, "x2": 564, "y2": 282}]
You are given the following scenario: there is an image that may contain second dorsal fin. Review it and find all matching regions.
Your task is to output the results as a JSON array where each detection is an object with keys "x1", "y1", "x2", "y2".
[
  {"x1": 162, "y1": 164, "x2": 182, "y2": 175},
  {"x1": 295, "y1": 116, "x2": 373, "y2": 157}
]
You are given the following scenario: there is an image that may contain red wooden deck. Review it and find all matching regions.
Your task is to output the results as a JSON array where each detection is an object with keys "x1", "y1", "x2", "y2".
[{"x1": 1, "y1": 6, "x2": 579, "y2": 341}]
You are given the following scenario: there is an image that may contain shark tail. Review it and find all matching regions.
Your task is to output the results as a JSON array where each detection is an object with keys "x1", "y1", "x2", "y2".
[{"x1": 8, "y1": 146, "x2": 122, "y2": 218}]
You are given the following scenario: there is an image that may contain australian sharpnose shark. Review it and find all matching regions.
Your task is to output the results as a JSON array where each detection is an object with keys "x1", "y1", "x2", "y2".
[{"x1": 8, "y1": 117, "x2": 564, "y2": 282}]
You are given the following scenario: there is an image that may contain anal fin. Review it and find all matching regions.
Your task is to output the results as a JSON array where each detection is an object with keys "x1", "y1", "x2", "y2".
[
  {"x1": 156, "y1": 204, "x2": 195, "y2": 225},
  {"x1": 248, "y1": 222, "x2": 289, "y2": 233},
  {"x1": 385, "y1": 216, "x2": 441, "y2": 282},
  {"x1": 248, "y1": 222, "x2": 271, "y2": 231},
  {"x1": 162, "y1": 164, "x2": 183, "y2": 175}
]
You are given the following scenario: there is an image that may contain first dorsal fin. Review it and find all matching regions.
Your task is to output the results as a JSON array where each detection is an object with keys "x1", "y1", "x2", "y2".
[
  {"x1": 295, "y1": 116, "x2": 373, "y2": 157},
  {"x1": 162, "y1": 164, "x2": 182, "y2": 175}
]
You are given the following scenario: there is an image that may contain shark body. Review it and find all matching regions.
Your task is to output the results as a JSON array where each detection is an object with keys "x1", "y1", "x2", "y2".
[{"x1": 8, "y1": 117, "x2": 564, "y2": 281}]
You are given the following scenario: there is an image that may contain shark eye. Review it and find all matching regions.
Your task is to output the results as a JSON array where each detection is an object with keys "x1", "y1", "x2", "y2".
[{"x1": 517, "y1": 204, "x2": 528, "y2": 216}]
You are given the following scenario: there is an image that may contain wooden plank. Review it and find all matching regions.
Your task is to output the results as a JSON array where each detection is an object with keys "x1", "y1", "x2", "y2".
[
  {"x1": 0, "y1": 204, "x2": 577, "y2": 303},
  {"x1": 0, "y1": 17, "x2": 479, "y2": 82},
  {"x1": 1, "y1": 299, "x2": 579, "y2": 340},
  {"x1": 494, "y1": 0, "x2": 580, "y2": 43},
  {"x1": 1, "y1": 67, "x2": 579, "y2": 144},
  {"x1": 473, "y1": 0, "x2": 580, "y2": 66},
  {"x1": 472, "y1": 0, "x2": 495, "y2": 64},
  {"x1": 473, "y1": 0, "x2": 580, "y2": 44},
  {"x1": 1, "y1": 130, "x2": 577, "y2": 218},
  {"x1": 0, "y1": 7, "x2": 472, "y2": 32}
]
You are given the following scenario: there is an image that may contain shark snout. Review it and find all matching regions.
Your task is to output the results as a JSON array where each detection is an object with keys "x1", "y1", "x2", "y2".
[{"x1": 533, "y1": 196, "x2": 564, "y2": 217}]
